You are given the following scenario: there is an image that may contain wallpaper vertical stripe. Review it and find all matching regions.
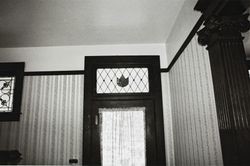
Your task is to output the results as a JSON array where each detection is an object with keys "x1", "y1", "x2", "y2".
[
  {"x1": 169, "y1": 35, "x2": 223, "y2": 166},
  {"x1": 161, "y1": 73, "x2": 175, "y2": 166},
  {"x1": 0, "y1": 75, "x2": 84, "y2": 165}
]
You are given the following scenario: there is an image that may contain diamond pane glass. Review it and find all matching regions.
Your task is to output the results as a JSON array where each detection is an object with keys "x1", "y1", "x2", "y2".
[
  {"x1": 0, "y1": 77, "x2": 15, "y2": 112},
  {"x1": 96, "y1": 68, "x2": 149, "y2": 94}
]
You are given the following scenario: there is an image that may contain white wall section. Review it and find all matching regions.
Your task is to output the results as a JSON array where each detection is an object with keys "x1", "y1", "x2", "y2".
[
  {"x1": 0, "y1": 43, "x2": 174, "y2": 165},
  {"x1": 166, "y1": 0, "x2": 201, "y2": 65},
  {"x1": 0, "y1": 44, "x2": 168, "y2": 71},
  {"x1": 161, "y1": 72, "x2": 174, "y2": 166},
  {"x1": 0, "y1": 75, "x2": 84, "y2": 165},
  {"x1": 169, "y1": 35, "x2": 223, "y2": 165}
]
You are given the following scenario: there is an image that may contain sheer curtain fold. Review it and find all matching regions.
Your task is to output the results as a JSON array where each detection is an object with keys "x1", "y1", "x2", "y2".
[{"x1": 99, "y1": 107, "x2": 146, "y2": 166}]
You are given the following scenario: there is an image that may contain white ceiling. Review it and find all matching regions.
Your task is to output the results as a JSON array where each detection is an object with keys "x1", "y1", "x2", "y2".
[{"x1": 0, "y1": 0, "x2": 186, "y2": 47}]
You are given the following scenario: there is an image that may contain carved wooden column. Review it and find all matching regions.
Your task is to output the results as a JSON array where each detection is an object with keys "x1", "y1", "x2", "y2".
[{"x1": 197, "y1": 1, "x2": 250, "y2": 165}]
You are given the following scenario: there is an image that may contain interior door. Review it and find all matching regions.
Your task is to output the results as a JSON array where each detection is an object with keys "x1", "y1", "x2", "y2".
[
  {"x1": 83, "y1": 56, "x2": 166, "y2": 165},
  {"x1": 90, "y1": 100, "x2": 157, "y2": 165}
]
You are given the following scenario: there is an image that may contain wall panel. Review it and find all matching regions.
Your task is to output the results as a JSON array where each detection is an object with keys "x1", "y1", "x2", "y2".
[
  {"x1": 161, "y1": 73, "x2": 175, "y2": 165},
  {"x1": 0, "y1": 75, "x2": 84, "y2": 165},
  {"x1": 169, "y1": 35, "x2": 223, "y2": 165}
]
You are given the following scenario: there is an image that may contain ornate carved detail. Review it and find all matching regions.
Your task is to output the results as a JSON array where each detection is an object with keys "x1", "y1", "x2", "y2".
[
  {"x1": 117, "y1": 74, "x2": 129, "y2": 87},
  {"x1": 197, "y1": 14, "x2": 250, "y2": 46},
  {"x1": 0, "y1": 77, "x2": 15, "y2": 112}
]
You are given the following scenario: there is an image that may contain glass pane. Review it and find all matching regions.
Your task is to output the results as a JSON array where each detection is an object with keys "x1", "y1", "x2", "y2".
[
  {"x1": 99, "y1": 107, "x2": 146, "y2": 166},
  {"x1": 96, "y1": 68, "x2": 149, "y2": 94},
  {"x1": 0, "y1": 77, "x2": 15, "y2": 112}
]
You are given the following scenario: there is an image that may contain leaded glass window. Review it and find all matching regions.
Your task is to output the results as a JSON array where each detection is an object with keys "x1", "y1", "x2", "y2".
[
  {"x1": 96, "y1": 68, "x2": 149, "y2": 94},
  {"x1": 0, "y1": 77, "x2": 15, "y2": 112}
]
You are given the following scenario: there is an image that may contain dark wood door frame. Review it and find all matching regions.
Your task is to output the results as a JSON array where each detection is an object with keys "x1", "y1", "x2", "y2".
[{"x1": 83, "y1": 56, "x2": 166, "y2": 165}]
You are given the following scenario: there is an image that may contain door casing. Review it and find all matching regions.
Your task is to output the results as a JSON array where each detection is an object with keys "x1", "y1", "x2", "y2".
[{"x1": 83, "y1": 56, "x2": 166, "y2": 165}]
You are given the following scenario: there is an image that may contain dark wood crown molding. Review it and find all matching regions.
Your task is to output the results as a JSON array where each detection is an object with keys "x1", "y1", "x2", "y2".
[
  {"x1": 195, "y1": 0, "x2": 250, "y2": 13},
  {"x1": 196, "y1": 0, "x2": 250, "y2": 47},
  {"x1": 197, "y1": 13, "x2": 250, "y2": 46},
  {"x1": 194, "y1": 0, "x2": 215, "y2": 12}
]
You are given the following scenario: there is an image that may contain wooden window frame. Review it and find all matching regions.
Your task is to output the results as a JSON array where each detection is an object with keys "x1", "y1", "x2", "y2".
[{"x1": 0, "y1": 62, "x2": 25, "y2": 121}]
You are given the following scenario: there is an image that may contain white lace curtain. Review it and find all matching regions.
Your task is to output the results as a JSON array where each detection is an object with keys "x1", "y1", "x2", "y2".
[{"x1": 99, "y1": 107, "x2": 146, "y2": 166}]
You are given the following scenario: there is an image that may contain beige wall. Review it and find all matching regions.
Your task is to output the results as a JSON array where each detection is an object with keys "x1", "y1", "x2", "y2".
[
  {"x1": 166, "y1": 0, "x2": 201, "y2": 65},
  {"x1": 166, "y1": 1, "x2": 224, "y2": 164},
  {"x1": 0, "y1": 75, "x2": 84, "y2": 165},
  {"x1": 0, "y1": 44, "x2": 174, "y2": 165},
  {"x1": 161, "y1": 72, "x2": 174, "y2": 165},
  {"x1": 0, "y1": 43, "x2": 168, "y2": 71},
  {"x1": 169, "y1": 35, "x2": 223, "y2": 165}
]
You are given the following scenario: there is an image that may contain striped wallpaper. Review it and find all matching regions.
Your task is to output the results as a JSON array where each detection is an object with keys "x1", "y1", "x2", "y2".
[
  {"x1": 169, "y1": 35, "x2": 223, "y2": 165},
  {"x1": 0, "y1": 75, "x2": 84, "y2": 165},
  {"x1": 161, "y1": 73, "x2": 175, "y2": 166},
  {"x1": 0, "y1": 42, "x2": 224, "y2": 165}
]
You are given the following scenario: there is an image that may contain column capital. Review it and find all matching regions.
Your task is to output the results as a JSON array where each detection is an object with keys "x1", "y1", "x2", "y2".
[{"x1": 197, "y1": 13, "x2": 250, "y2": 46}]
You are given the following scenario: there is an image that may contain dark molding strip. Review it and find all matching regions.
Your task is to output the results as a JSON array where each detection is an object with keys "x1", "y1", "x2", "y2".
[
  {"x1": 160, "y1": 68, "x2": 168, "y2": 73},
  {"x1": 24, "y1": 70, "x2": 85, "y2": 76},
  {"x1": 25, "y1": 68, "x2": 169, "y2": 76},
  {"x1": 166, "y1": 0, "x2": 229, "y2": 72},
  {"x1": 166, "y1": 15, "x2": 205, "y2": 72}
]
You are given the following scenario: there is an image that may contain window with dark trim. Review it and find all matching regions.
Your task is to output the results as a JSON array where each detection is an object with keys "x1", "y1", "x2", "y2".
[
  {"x1": 83, "y1": 56, "x2": 166, "y2": 165},
  {"x1": 96, "y1": 67, "x2": 149, "y2": 94},
  {"x1": 0, "y1": 62, "x2": 25, "y2": 121}
]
